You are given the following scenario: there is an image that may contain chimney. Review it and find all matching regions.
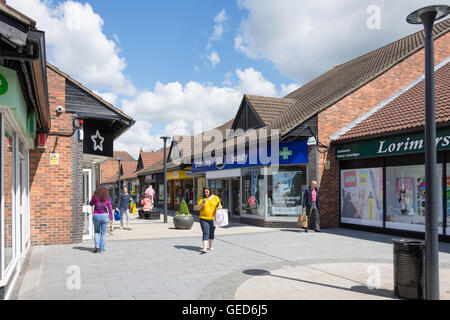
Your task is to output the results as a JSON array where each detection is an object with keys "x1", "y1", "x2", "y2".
[{"x1": 140, "y1": 147, "x2": 143, "y2": 153}]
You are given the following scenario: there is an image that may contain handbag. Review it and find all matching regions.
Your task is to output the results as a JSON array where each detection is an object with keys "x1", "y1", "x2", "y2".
[
  {"x1": 297, "y1": 214, "x2": 308, "y2": 228},
  {"x1": 114, "y1": 209, "x2": 121, "y2": 221},
  {"x1": 214, "y1": 208, "x2": 229, "y2": 227}
]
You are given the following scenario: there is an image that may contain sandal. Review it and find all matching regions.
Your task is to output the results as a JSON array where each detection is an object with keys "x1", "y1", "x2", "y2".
[{"x1": 209, "y1": 247, "x2": 215, "y2": 251}]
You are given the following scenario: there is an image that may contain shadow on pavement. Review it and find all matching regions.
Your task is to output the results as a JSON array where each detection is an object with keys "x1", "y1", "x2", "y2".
[
  {"x1": 242, "y1": 269, "x2": 397, "y2": 299},
  {"x1": 174, "y1": 245, "x2": 203, "y2": 252},
  {"x1": 73, "y1": 246, "x2": 96, "y2": 253}
]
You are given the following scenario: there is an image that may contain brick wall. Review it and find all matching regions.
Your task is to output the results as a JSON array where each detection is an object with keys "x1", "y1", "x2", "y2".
[
  {"x1": 317, "y1": 32, "x2": 450, "y2": 229},
  {"x1": 29, "y1": 68, "x2": 77, "y2": 245}
]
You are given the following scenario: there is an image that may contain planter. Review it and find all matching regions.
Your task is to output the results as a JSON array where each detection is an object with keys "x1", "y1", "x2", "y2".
[{"x1": 173, "y1": 215, "x2": 194, "y2": 230}]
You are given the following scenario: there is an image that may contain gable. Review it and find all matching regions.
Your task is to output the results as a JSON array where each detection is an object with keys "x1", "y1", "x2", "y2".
[{"x1": 231, "y1": 97, "x2": 265, "y2": 134}]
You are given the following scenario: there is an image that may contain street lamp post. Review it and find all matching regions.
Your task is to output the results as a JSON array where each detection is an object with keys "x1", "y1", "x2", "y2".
[
  {"x1": 116, "y1": 158, "x2": 122, "y2": 205},
  {"x1": 161, "y1": 136, "x2": 170, "y2": 224},
  {"x1": 407, "y1": 5, "x2": 450, "y2": 300}
]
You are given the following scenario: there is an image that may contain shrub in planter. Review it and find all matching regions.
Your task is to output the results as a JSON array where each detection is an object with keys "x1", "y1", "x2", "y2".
[{"x1": 174, "y1": 199, "x2": 194, "y2": 229}]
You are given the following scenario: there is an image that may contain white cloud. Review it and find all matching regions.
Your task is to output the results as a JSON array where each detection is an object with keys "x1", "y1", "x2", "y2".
[
  {"x1": 235, "y1": 68, "x2": 277, "y2": 97},
  {"x1": 9, "y1": 0, "x2": 135, "y2": 96},
  {"x1": 280, "y1": 83, "x2": 300, "y2": 97},
  {"x1": 115, "y1": 121, "x2": 163, "y2": 159},
  {"x1": 235, "y1": 0, "x2": 428, "y2": 84},
  {"x1": 206, "y1": 9, "x2": 227, "y2": 52},
  {"x1": 207, "y1": 52, "x2": 221, "y2": 68}
]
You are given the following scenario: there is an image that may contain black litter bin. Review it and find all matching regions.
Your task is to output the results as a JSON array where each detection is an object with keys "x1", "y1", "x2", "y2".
[{"x1": 392, "y1": 239, "x2": 425, "y2": 300}]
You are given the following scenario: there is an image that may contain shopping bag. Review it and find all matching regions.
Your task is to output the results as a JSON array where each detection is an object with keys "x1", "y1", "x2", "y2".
[
  {"x1": 297, "y1": 214, "x2": 308, "y2": 228},
  {"x1": 114, "y1": 209, "x2": 121, "y2": 221},
  {"x1": 214, "y1": 208, "x2": 229, "y2": 227}
]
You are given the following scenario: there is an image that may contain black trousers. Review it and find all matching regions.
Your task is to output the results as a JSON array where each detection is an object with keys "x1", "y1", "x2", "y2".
[{"x1": 306, "y1": 203, "x2": 320, "y2": 230}]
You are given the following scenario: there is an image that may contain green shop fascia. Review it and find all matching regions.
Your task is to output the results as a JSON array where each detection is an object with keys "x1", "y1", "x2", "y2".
[
  {"x1": 335, "y1": 128, "x2": 450, "y2": 238},
  {"x1": 0, "y1": 65, "x2": 37, "y2": 147}
]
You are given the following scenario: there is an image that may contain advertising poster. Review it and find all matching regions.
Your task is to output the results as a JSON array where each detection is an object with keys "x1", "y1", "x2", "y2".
[
  {"x1": 341, "y1": 168, "x2": 383, "y2": 227},
  {"x1": 272, "y1": 171, "x2": 302, "y2": 216},
  {"x1": 396, "y1": 178, "x2": 414, "y2": 215}
]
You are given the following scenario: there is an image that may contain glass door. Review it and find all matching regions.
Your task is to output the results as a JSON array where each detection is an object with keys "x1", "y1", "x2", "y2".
[
  {"x1": 18, "y1": 142, "x2": 29, "y2": 256},
  {"x1": 82, "y1": 169, "x2": 93, "y2": 240},
  {"x1": 231, "y1": 179, "x2": 240, "y2": 216}
]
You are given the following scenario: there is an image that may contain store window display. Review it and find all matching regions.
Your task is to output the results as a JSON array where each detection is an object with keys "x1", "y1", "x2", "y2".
[
  {"x1": 242, "y1": 169, "x2": 265, "y2": 216},
  {"x1": 386, "y1": 164, "x2": 443, "y2": 232},
  {"x1": 267, "y1": 166, "x2": 306, "y2": 217},
  {"x1": 194, "y1": 176, "x2": 206, "y2": 210},
  {"x1": 447, "y1": 164, "x2": 450, "y2": 231},
  {"x1": 340, "y1": 168, "x2": 384, "y2": 227}
]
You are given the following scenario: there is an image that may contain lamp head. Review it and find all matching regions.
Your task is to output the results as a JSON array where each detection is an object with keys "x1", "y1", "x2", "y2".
[{"x1": 406, "y1": 5, "x2": 450, "y2": 24}]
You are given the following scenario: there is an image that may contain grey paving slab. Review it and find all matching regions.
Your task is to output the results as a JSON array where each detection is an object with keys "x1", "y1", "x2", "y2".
[{"x1": 12, "y1": 227, "x2": 450, "y2": 300}]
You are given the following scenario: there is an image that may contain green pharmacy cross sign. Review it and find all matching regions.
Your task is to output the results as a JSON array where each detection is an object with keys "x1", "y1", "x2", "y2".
[
  {"x1": 280, "y1": 147, "x2": 293, "y2": 160},
  {"x1": 0, "y1": 73, "x2": 8, "y2": 95}
]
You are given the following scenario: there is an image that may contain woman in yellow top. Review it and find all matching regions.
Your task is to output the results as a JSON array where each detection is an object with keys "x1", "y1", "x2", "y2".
[{"x1": 196, "y1": 187, "x2": 222, "y2": 254}]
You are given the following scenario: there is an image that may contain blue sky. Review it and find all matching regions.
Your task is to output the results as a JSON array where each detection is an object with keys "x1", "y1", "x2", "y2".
[{"x1": 9, "y1": 0, "x2": 429, "y2": 158}]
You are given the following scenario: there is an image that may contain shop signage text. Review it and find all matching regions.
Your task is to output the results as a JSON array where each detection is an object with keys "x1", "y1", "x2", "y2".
[
  {"x1": 193, "y1": 140, "x2": 308, "y2": 173},
  {"x1": 336, "y1": 129, "x2": 450, "y2": 160}
]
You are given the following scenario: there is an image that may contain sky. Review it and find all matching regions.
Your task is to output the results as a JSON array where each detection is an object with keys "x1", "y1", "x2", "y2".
[{"x1": 8, "y1": 0, "x2": 432, "y2": 159}]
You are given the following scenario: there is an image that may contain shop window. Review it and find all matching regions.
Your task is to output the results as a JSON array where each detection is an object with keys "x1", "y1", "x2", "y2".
[
  {"x1": 175, "y1": 180, "x2": 182, "y2": 206},
  {"x1": 340, "y1": 168, "x2": 384, "y2": 227},
  {"x1": 386, "y1": 164, "x2": 443, "y2": 233},
  {"x1": 3, "y1": 122, "x2": 15, "y2": 271},
  {"x1": 446, "y1": 164, "x2": 450, "y2": 232},
  {"x1": 209, "y1": 180, "x2": 229, "y2": 210},
  {"x1": 184, "y1": 181, "x2": 193, "y2": 205},
  {"x1": 194, "y1": 176, "x2": 206, "y2": 210},
  {"x1": 242, "y1": 169, "x2": 265, "y2": 216},
  {"x1": 268, "y1": 166, "x2": 306, "y2": 217}
]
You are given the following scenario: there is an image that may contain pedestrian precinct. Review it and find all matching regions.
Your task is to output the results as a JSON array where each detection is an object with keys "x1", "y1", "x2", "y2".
[
  {"x1": 196, "y1": 187, "x2": 222, "y2": 254},
  {"x1": 117, "y1": 186, "x2": 132, "y2": 230},
  {"x1": 90, "y1": 185, "x2": 114, "y2": 254},
  {"x1": 302, "y1": 180, "x2": 322, "y2": 233}
]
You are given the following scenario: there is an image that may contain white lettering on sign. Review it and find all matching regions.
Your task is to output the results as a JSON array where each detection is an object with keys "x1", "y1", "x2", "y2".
[
  {"x1": 377, "y1": 137, "x2": 424, "y2": 154},
  {"x1": 344, "y1": 175, "x2": 356, "y2": 184}
]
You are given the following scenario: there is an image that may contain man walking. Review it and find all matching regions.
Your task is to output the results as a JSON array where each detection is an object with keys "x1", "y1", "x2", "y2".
[
  {"x1": 302, "y1": 180, "x2": 321, "y2": 233},
  {"x1": 116, "y1": 186, "x2": 132, "y2": 230}
]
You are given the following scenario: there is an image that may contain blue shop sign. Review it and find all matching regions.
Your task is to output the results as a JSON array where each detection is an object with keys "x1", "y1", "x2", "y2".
[{"x1": 193, "y1": 140, "x2": 308, "y2": 173}]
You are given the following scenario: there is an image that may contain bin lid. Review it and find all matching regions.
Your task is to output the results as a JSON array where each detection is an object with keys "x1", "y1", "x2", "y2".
[{"x1": 392, "y1": 238, "x2": 425, "y2": 246}]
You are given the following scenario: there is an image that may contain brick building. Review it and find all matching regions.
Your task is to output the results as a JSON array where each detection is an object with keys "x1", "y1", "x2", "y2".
[{"x1": 189, "y1": 18, "x2": 449, "y2": 230}]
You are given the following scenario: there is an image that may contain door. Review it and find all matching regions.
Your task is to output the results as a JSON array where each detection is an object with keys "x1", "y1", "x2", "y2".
[
  {"x1": 82, "y1": 169, "x2": 93, "y2": 240},
  {"x1": 19, "y1": 151, "x2": 28, "y2": 256}
]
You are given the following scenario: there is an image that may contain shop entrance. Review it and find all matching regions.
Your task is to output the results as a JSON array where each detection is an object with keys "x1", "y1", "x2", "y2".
[
  {"x1": 231, "y1": 178, "x2": 240, "y2": 216},
  {"x1": 207, "y1": 178, "x2": 241, "y2": 216}
]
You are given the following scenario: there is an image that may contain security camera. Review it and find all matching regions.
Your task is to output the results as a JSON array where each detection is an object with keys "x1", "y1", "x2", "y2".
[{"x1": 56, "y1": 105, "x2": 64, "y2": 114}]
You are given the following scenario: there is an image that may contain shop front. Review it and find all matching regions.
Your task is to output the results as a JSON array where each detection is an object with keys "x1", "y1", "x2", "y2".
[
  {"x1": 167, "y1": 168, "x2": 194, "y2": 211},
  {"x1": 335, "y1": 128, "x2": 450, "y2": 238},
  {"x1": 193, "y1": 140, "x2": 309, "y2": 226}
]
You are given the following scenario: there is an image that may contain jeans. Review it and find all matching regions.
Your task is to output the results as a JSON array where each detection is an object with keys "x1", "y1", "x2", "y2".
[
  {"x1": 200, "y1": 219, "x2": 215, "y2": 241},
  {"x1": 93, "y1": 213, "x2": 109, "y2": 252},
  {"x1": 120, "y1": 209, "x2": 129, "y2": 228}
]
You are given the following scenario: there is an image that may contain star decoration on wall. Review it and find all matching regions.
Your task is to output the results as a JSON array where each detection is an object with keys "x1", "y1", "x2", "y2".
[{"x1": 91, "y1": 130, "x2": 105, "y2": 152}]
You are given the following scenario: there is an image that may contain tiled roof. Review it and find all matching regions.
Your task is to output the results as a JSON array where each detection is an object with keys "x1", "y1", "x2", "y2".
[
  {"x1": 140, "y1": 150, "x2": 164, "y2": 168},
  {"x1": 245, "y1": 95, "x2": 296, "y2": 125},
  {"x1": 114, "y1": 151, "x2": 136, "y2": 162},
  {"x1": 268, "y1": 18, "x2": 450, "y2": 136},
  {"x1": 120, "y1": 161, "x2": 139, "y2": 180},
  {"x1": 333, "y1": 59, "x2": 450, "y2": 143}
]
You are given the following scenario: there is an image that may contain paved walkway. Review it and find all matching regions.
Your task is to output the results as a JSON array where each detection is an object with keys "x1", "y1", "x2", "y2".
[{"x1": 12, "y1": 214, "x2": 450, "y2": 300}]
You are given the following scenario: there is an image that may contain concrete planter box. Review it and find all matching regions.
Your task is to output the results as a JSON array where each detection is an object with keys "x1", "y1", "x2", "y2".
[{"x1": 173, "y1": 215, "x2": 194, "y2": 230}]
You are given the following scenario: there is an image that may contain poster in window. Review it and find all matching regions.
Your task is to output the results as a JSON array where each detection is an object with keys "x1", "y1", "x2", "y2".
[
  {"x1": 340, "y1": 168, "x2": 383, "y2": 227},
  {"x1": 272, "y1": 171, "x2": 303, "y2": 216}
]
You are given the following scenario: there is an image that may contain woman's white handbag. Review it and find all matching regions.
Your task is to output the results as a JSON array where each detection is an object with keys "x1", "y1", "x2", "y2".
[{"x1": 214, "y1": 208, "x2": 229, "y2": 227}]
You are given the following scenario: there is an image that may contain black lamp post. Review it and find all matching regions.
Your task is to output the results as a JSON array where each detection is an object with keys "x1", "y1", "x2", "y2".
[
  {"x1": 161, "y1": 136, "x2": 170, "y2": 224},
  {"x1": 407, "y1": 4, "x2": 450, "y2": 300}
]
